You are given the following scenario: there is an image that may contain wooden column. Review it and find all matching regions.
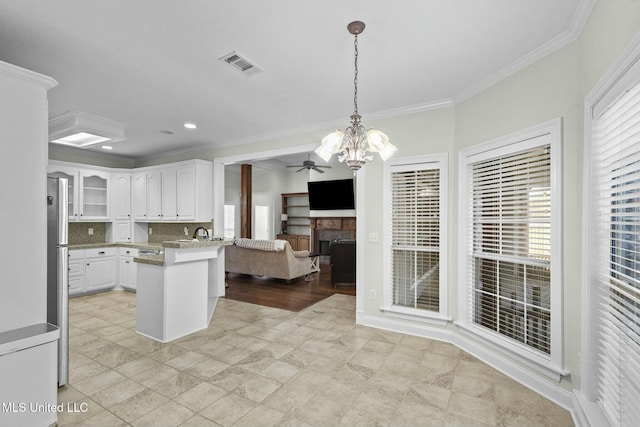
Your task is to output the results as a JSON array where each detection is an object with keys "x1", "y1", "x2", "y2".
[{"x1": 240, "y1": 164, "x2": 252, "y2": 238}]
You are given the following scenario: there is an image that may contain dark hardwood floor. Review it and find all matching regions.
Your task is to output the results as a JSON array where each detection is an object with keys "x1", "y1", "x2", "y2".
[{"x1": 224, "y1": 262, "x2": 356, "y2": 311}]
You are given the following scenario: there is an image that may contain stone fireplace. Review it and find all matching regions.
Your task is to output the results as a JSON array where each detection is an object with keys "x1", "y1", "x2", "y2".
[{"x1": 309, "y1": 217, "x2": 356, "y2": 254}]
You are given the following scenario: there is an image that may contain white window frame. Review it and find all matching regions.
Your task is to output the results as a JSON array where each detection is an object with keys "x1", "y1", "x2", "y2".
[
  {"x1": 457, "y1": 119, "x2": 564, "y2": 378},
  {"x1": 382, "y1": 153, "x2": 449, "y2": 323},
  {"x1": 581, "y1": 33, "x2": 640, "y2": 427}
]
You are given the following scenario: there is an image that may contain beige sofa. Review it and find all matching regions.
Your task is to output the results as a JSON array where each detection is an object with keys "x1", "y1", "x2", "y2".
[{"x1": 225, "y1": 239, "x2": 318, "y2": 282}]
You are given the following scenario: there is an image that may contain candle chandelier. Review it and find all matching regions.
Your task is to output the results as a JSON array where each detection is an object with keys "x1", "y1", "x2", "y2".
[{"x1": 315, "y1": 20, "x2": 397, "y2": 173}]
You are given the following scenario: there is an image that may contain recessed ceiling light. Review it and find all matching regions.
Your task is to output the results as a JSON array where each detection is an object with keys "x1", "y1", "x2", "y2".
[
  {"x1": 184, "y1": 123, "x2": 197, "y2": 129},
  {"x1": 101, "y1": 145, "x2": 113, "y2": 150}
]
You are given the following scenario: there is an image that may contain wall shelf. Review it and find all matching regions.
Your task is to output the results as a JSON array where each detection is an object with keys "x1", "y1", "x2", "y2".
[{"x1": 279, "y1": 192, "x2": 310, "y2": 251}]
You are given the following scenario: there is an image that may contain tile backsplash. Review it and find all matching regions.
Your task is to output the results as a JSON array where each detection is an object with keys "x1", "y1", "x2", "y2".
[
  {"x1": 69, "y1": 222, "x2": 107, "y2": 245},
  {"x1": 68, "y1": 221, "x2": 213, "y2": 245},
  {"x1": 147, "y1": 222, "x2": 212, "y2": 243}
]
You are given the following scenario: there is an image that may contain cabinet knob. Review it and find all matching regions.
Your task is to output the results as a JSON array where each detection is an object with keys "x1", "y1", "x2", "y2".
[{"x1": 98, "y1": 251, "x2": 105, "y2": 255}]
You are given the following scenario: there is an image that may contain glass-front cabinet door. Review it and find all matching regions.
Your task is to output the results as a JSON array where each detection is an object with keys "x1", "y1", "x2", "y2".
[{"x1": 79, "y1": 170, "x2": 110, "y2": 220}]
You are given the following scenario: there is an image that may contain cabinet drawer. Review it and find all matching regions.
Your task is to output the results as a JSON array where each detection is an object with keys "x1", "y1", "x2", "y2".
[
  {"x1": 69, "y1": 275, "x2": 84, "y2": 296},
  {"x1": 68, "y1": 259, "x2": 84, "y2": 276},
  {"x1": 69, "y1": 250, "x2": 84, "y2": 260},
  {"x1": 119, "y1": 247, "x2": 139, "y2": 257},
  {"x1": 85, "y1": 247, "x2": 117, "y2": 258}
]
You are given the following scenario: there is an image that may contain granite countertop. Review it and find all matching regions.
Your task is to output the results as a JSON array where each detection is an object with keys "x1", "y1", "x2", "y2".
[
  {"x1": 68, "y1": 242, "x2": 164, "y2": 250},
  {"x1": 69, "y1": 239, "x2": 233, "y2": 250},
  {"x1": 161, "y1": 238, "x2": 234, "y2": 249},
  {"x1": 71, "y1": 239, "x2": 234, "y2": 267},
  {"x1": 133, "y1": 254, "x2": 165, "y2": 266}
]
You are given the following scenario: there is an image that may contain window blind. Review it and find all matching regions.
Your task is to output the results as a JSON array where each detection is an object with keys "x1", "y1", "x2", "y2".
[
  {"x1": 391, "y1": 167, "x2": 440, "y2": 311},
  {"x1": 592, "y1": 77, "x2": 640, "y2": 427},
  {"x1": 470, "y1": 145, "x2": 552, "y2": 355}
]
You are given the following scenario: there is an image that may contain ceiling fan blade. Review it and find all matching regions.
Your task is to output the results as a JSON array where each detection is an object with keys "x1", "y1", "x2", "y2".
[
  {"x1": 286, "y1": 165, "x2": 303, "y2": 168},
  {"x1": 315, "y1": 165, "x2": 332, "y2": 169},
  {"x1": 296, "y1": 167, "x2": 306, "y2": 172},
  {"x1": 312, "y1": 167, "x2": 325, "y2": 173}
]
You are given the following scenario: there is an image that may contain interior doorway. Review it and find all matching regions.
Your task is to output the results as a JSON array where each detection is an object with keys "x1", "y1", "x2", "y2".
[{"x1": 253, "y1": 192, "x2": 272, "y2": 240}]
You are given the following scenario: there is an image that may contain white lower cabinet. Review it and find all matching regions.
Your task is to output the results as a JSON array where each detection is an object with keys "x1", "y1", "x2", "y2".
[
  {"x1": 68, "y1": 248, "x2": 116, "y2": 296},
  {"x1": 69, "y1": 246, "x2": 158, "y2": 296},
  {"x1": 68, "y1": 250, "x2": 85, "y2": 296},
  {"x1": 118, "y1": 247, "x2": 139, "y2": 291}
]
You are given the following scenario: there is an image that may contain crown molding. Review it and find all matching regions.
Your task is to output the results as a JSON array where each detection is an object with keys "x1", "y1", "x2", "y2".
[
  {"x1": 0, "y1": 61, "x2": 58, "y2": 90},
  {"x1": 454, "y1": 0, "x2": 596, "y2": 104}
]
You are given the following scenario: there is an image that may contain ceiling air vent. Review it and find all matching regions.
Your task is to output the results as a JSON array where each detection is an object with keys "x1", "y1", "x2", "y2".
[{"x1": 218, "y1": 51, "x2": 263, "y2": 77}]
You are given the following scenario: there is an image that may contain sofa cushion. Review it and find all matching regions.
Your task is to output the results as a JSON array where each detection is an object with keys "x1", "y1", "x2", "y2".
[{"x1": 233, "y1": 238, "x2": 287, "y2": 252}]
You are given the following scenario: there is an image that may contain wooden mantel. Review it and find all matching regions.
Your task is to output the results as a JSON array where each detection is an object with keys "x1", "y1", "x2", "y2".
[{"x1": 309, "y1": 217, "x2": 356, "y2": 253}]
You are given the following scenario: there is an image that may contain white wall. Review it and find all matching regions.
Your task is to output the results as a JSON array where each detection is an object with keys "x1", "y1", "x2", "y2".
[{"x1": 0, "y1": 62, "x2": 57, "y2": 332}]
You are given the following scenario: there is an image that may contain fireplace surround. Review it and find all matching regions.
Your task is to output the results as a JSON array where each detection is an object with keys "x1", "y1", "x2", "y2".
[{"x1": 309, "y1": 217, "x2": 356, "y2": 254}]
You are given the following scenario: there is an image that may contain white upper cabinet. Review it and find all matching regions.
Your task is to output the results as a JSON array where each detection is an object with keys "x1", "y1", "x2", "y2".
[
  {"x1": 112, "y1": 173, "x2": 131, "y2": 220},
  {"x1": 176, "y1": 166, "x2": 197, "y2": 220},
  {"x1": 131, "y1": 173, "x2": 148, "y2": 221},
  {"x1": 48, "y1": 163, "x2": 110, "y2": 221},
  {"x1": 132, "y1": 161, "x2": 212, "y2": 222},
  {"x1": 47, "y1": 165, "x2": 77, "y2": 218},
  {"x1": 48, "y1": 159, "x2": 212, "y2": 223},
  {"x1": 146, "y1": 170, "x2": 162, "y2": 220},
  {"x1": 161, "y1": 168, "x2": 178, "y2": 220}
]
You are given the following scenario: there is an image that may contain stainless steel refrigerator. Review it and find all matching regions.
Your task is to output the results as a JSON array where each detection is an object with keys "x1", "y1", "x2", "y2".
[{"x1": 47, "y1": 176, "x2": 69, "y2": 386}]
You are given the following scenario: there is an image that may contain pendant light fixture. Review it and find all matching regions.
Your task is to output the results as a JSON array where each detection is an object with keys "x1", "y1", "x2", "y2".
[{"x1": 315, "y1": 21, "x2": 397, "y2": 173}]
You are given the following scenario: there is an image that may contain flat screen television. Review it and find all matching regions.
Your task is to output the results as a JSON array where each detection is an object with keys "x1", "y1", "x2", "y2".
[{"x1": 307, "y1": 179, "x2": 355, "y2": 210}]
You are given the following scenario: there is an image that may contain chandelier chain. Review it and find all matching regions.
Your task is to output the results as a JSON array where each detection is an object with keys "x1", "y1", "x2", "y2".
[{"x1": 353, "y1": 33, "x2": 359, "y2": 116}]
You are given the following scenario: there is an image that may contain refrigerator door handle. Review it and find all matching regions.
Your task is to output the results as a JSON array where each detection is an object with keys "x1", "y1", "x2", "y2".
[
  {"x1": 58, "y1": 246, "x2": 69, "y2": 386},
  {"x1": 57, "y1": 178, "x2": 68, "y2": 245}
]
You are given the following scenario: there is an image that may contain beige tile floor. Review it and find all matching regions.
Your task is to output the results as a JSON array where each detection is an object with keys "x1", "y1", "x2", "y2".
[{"x1": 58, "y1": 291, "x2": 574, "y2": 427}]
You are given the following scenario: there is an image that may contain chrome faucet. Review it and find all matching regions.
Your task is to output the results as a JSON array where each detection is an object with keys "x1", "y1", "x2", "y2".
[{"x1": 192, "y1": 226, "x2": 209, "y2": 240}]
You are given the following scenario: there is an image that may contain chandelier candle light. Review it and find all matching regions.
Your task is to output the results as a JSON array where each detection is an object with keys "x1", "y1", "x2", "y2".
[{"x1": 315, "y1": 20, "x2": 397, "y2": 173}]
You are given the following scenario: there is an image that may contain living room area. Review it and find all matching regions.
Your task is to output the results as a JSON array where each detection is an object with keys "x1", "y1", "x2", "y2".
[{"x1": 222, "y1": 151, "x2": 357, "y2": 311}]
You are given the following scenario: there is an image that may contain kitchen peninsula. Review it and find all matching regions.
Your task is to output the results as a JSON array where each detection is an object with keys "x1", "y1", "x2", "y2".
[{"x1": 134, "y1": 238, "x2": 232, "y2": 343}]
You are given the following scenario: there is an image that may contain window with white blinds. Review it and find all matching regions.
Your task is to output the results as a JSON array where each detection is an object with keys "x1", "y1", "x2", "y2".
[
  {"x1": 459, "y1": 122, "x2": 561, "y2": 372},
  {"x1": 383, "y1": 155, "x2": 447, "y2": 318},
  {"x1": 590, "y1": 74, "x2": 640, "y2": 427},
  {"x1": 470, "y1": 144, "x2": 552, "y2": 354}
]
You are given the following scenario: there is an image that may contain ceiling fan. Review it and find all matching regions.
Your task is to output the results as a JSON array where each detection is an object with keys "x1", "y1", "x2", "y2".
[{"x1": 286, "y1": 156, "x2": 332, "y2": 173}]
